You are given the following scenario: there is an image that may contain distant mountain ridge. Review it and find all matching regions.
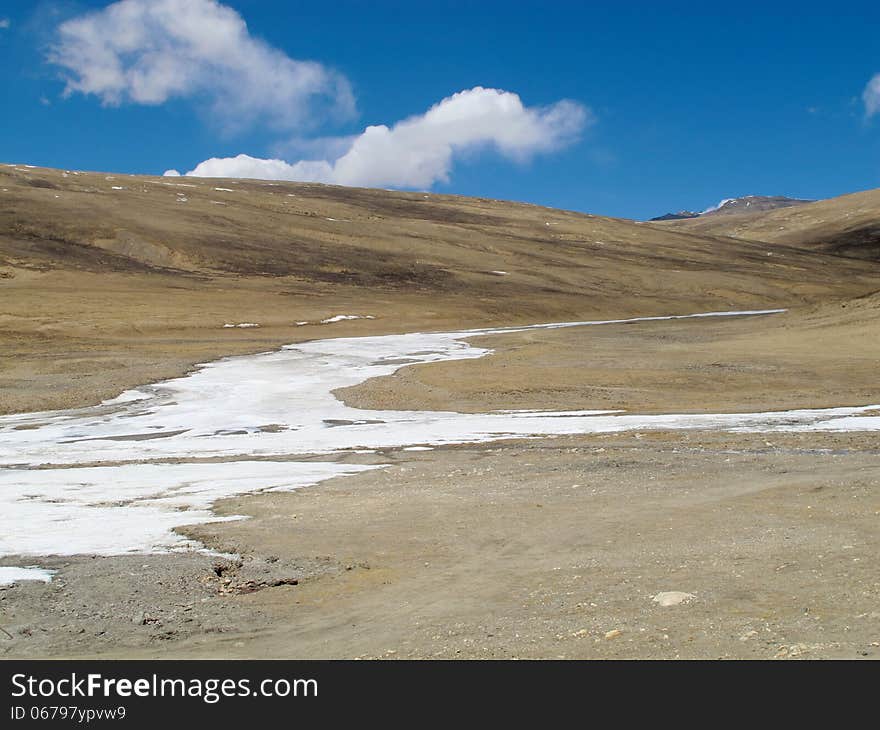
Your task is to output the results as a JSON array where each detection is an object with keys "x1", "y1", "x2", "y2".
[
  {"x1": 649, "y1": 210, "x2": 700, "y2": 221},
  {"x1": 650, "y1": 195, "x2": 813, "y2": 222}
]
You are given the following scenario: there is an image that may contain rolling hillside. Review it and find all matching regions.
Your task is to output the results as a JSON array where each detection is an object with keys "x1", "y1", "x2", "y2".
[
  {"x1": 653, "y1": 187, "x2": 880, "y2": 261},
  {"x1": 2, "y1": 163, "x2": 879, "y2": 414}
]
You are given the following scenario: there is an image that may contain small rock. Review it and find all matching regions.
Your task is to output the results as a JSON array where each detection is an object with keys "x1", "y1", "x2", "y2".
[
  {"x1": 775, "y1": 643, "x2": 809, "y2": 658},
  {"x1": 131, "y1": 611, "x2": 146, "y2": 625},
  {"x1": 652, "y1": 591, "x2": 696, "y2": 607},
  {"x1": 604, "y1": 629, "x2": 623, "y2": 640}
]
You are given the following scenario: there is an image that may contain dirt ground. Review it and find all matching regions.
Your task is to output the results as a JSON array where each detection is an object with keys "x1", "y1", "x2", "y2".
[{"x1": 3, "y1": 430, "x2": 878, "y2": 660}]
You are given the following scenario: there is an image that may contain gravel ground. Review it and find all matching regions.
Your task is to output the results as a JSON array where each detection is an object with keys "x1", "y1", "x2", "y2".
[{"x1": 4, "y1": 431, "x2": 878, "y2": 659}]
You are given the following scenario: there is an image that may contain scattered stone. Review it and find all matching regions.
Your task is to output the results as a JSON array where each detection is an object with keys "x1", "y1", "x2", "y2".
[
  {"x1": 604, "y1": 629, "x2": 623, "y2": 640},
  {"x1": 775, "y1": 643, "x2": 810, "y2": 658}
]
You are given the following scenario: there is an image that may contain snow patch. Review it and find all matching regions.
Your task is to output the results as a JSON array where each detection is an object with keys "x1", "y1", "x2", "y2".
[
  {"x1": 321, "y1": 315, "x2": 376, "y2": 323},
  {"x1": 701, "y1": 198, "x2": 737, "y2": 214},
  {"x1": 0, "y1": 462, "x2": 378, "y2": 558},
  {"x1": 0, "y1": 566, "x2": 55, "y2": 587}
]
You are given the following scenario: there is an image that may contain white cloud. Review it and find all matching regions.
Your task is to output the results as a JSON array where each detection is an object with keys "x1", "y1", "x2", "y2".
[
  {"x1": 48, "y1": 0, "x2": 354, "y2": 131},
  {"x1": 178, "y1": 87, "x2": 591, "y2": 188},
  {"x1": 0, "y1": 18, "x2": 10, "y2": 29},
  {"x1": 184, "y1": 154, "x2": 333, "y2": 182},
  {"x1": 864, "y1": 73, "x2": 880, "y2": 117},
  {"x1": 270, "y1": 134, "x2": 360, "y2": 163}
]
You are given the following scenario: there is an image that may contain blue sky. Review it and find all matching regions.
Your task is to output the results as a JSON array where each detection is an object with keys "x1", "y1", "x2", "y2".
[{"x1": 2, "y1": 0, "x2": 880, "y2": 219}]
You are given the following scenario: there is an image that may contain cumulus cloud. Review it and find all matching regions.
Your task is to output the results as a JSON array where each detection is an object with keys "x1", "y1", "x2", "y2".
[
  {"x1": 864, "y1": 73, "x2": 880, "y2": 118},
  {"x1": 48, "y1": 0, "x2": 354, "y2": 131},
  {"x1": 178, "y1": 87, "x2": 591, "y2": 188},
  {"x1": 0, "y1": 18, "x2": 10, "y2": 29}
]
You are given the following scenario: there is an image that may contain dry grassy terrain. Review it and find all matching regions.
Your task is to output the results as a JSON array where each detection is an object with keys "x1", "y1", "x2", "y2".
[
  {"x1": 2, "y1": 164, "x2": 879, "y2": 659},
  {"x1": 2, "y1": 164, "x2": 878, "y2": 414},
  {"x1": 339, "y1": 292, "x2": 880, "y2": 415},
  {"x1": 654, "y1": 187, "x2": 880, "y2": 261}
]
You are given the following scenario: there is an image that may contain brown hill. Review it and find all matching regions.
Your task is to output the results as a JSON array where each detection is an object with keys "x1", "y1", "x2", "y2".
[
  {"x1": 652, "y1": 187, "x2": 880, "y2": 260},
  {"x1": 1, "y1": 163, "x2": 879, "y2": 413}
]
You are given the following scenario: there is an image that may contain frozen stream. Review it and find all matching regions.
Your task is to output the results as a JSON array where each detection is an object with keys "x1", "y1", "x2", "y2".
[{"x1": 1, "y1": 308, "x2": 878, "y2": 583}]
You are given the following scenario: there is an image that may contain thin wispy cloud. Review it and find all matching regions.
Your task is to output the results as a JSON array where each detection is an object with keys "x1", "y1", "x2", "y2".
[
  {"x1": 174, "y1": 87, "x2": 592, "y2": 189},
  {"x1": 47, "y1": 0, "x2": 354, "y2": 132},
  {"x1": 0, "y1": 18, "x2": 10, "y2": 29},
  {"x1": 864, "y1": 73, "x2": 880, "y2": 118}
]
